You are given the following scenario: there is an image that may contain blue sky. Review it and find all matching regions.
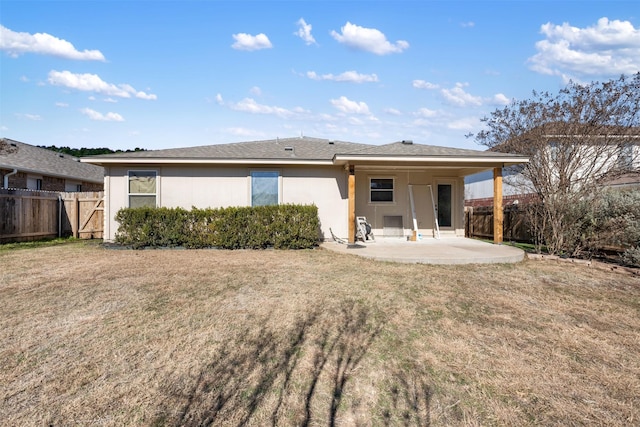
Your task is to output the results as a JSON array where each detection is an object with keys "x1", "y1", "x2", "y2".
[{"x1": 1, "y1": 1, "x2": 639, "y2": 151}]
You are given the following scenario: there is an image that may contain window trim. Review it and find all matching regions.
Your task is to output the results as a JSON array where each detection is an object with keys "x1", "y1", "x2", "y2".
[
  {"x1": 127, "y1": 170, "x2": 158, "y2": 208},
  {"x1": 249, "y1": 169, "x2": 282, "y2": 207},
  {"x1": 369, "y1": 176, "x2": 395, "y2": 204}
]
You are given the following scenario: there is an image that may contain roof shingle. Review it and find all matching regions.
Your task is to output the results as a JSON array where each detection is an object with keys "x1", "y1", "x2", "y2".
[{"x1": 1, "y1": 139, "x2": 104, "y2": 183}]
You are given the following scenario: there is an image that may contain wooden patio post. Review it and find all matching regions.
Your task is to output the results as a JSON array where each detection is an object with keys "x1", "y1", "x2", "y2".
[
  {"x1": 348, "y1": 166, "x2": 356, "y2": 244},
  {"x1": 493, "y1": 167, "x2": 503, "y2": 244}
]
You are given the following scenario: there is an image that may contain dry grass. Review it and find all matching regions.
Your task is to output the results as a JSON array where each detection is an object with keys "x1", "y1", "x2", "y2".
[{"x1": 1, "y1": 241, "x2": 639, "y2": 426}]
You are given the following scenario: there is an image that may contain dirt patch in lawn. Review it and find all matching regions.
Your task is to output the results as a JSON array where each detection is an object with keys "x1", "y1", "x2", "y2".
[{"x1": 1, "y1": 242, "x2": 639, "y2": 426}]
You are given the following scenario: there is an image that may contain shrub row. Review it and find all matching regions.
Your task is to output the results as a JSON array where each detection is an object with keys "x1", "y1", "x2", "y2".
[{"x1": 114, "y1": 204, "x2": 321, "y2": 249}]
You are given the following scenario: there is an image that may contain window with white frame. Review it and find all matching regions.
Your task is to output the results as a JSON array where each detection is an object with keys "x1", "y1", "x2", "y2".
[
  {"x1": 128, "y1": 171, "x2": 157, "y2": 208},
  {"x1": 251, "y1": 171, "x2": 279, "y2": 206},
  {"x1": 370, "y1": 177, "x2": 394, "y2": 203}
]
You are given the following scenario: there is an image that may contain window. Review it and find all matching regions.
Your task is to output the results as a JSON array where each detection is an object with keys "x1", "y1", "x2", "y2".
[
  {"x1": 65, "y1": 181, "x2": 82, "y2": 192},
  {"x1": 27, "y1": 176, "x2": 43, "y2": 190},
  {"x1": 370, "y1": 178, "x2": 394, "y2": 203},
  {"x1": 251, "y1": 171, "x2": 279, "y2": 206},
  {"x1": 619, "y1": 144, "x2": 634, "y2": 170},
  {"x1": 128, "y1": 171, "x2": 157, "y2": 208}
]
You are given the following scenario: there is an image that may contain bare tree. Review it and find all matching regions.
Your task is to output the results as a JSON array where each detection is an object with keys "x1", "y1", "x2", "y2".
[
  {"x1": 0, "y1": 139, "x2": 18, "y2": 155},
  {"x1": 473, "y1": 73, "x2": 640, "y2": 255}
]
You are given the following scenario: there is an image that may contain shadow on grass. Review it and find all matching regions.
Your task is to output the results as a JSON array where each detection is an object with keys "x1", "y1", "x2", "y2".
[
  {"x1": 155, "y1": 300, "x2": 433, "y2": 426},
  {"x1": 381, "y1": 361, "x2": 433, "y2": 427}
]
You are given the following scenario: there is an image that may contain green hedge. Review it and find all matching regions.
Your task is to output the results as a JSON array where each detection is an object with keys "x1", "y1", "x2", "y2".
[{"x1": 114, "y1": 204, "x2": 321, "y2": 249}]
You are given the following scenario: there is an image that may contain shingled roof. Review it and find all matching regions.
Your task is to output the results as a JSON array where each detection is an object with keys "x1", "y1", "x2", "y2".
[
  {"x1": 1, "y1": 138, "x2": 104, "y2": 183},
  {"x1": 84, "y1": 136, "x2": 528, "y2": 166},
  {"x1": 85, "y1": 137, "x2": 368, "y2": 161}
]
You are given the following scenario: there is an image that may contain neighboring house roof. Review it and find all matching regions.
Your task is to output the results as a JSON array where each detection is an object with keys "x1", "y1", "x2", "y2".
[
  {"x1": 83, "y1": 136, "x2": 528, "y2": 171},
  {"x1": 0, "y1": 138, "x2": 104, "y2": 183},
  {"x1": 490, "y1": 123, "x2": 640, "y2": 155}
]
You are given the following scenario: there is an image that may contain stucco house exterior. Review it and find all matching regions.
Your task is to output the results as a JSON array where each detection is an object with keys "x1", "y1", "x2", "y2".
[
  {"x1": 83, "y1": 136, "x2": 528, "y2": 243},
  {"x1": 1, "y1": 138, "x2": 104, "y2": 192},
  {"x1": 465, "y1": 129, "x2": 640, "y2": 207}
]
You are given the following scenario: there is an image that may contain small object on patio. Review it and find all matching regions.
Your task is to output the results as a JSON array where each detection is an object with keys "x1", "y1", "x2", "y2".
[
  {"x1": 355, "y1": 216, "x2": 375, "y2": 242},
  {"x1": 330, "y1": 227, "x2": 348, "y2": 244}
]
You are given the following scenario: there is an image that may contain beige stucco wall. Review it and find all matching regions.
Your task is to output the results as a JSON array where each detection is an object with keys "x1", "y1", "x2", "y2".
[
  {"x1": 354, "y1": 169, "x2": 465, "y2": 239},
  {"x1": 103, "y1": 164, "x2": 349, "y2": 241},
  {"x1": 103, "y1": 164, "x2": 467, "y2": 242}
]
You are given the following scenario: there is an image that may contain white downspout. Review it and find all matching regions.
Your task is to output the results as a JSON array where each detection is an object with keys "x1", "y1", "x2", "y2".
[{"x1": 3, "y1": 168, "x2": 18, "y2": 188}]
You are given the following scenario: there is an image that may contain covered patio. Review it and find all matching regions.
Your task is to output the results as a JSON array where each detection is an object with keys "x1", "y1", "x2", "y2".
[{"x1": 321, "y1": 237, "x2": 525, "y2": 265}]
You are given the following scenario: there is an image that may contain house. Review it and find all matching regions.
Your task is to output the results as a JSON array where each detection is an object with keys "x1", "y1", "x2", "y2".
[
  {"x1": 0, "y1": 138, "x2": 104, "y2": 192},
  {"x1": 83, "y1": 136, "x2": 528, "y2": 243},
  {"x1": 465, "y1": 126, "x2": 640, "y2": 207}
]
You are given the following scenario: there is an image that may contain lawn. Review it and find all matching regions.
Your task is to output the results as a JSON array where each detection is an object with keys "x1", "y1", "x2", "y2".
[{"x1": 1, "y1": 241, "x2": 639, "y2": 426}]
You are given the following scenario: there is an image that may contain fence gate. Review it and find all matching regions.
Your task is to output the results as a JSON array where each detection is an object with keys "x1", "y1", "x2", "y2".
[{"x1": 61, "y1": 192, "x2": 104, "y2": 239}]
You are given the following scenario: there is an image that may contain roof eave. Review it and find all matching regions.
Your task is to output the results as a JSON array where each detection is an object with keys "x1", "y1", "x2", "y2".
[
  {"x1": 333, "y1": 155, "x2": 529, "y2": 166},
  {"x1": 81, "y1": 157, "x2": 335, "y2": 166}
]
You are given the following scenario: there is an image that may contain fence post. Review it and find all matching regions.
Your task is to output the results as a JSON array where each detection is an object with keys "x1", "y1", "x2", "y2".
[{"x1": 75, "y1": 195, "x2": 80, "y2": 238}]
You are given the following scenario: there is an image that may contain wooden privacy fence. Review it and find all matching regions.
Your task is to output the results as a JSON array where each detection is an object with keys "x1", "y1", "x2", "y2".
[
  {"x1": 0, "y1": 189, "x2": 104, "y2": 243},
  {"x1": 465, "y1": 205, "x2": 532, "y2": 243}
]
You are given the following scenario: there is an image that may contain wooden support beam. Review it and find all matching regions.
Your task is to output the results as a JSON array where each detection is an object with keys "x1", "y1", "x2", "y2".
[
  {"x1": 348, "y1": 166, "x2": 356, "y2": 244},
  {"x1": 493, "y1": 167, "x2": 503, "y2": 244}
]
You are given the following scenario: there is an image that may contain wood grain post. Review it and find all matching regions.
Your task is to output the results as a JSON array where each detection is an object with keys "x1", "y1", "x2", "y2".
[
  {"x1": 493, "y1": 167, "x2": 503, "y2": 244},
  {"x1": 74, "y1": 195, "x2": 80, "y2": 238},
  {"x1": 348, "y1": 166, "x2": 356, "y2": 244}
]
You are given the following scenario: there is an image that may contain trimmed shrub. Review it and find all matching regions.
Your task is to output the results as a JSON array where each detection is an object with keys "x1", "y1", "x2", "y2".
[{"x1": 114, "y1": 204, "x2": 320, "y2": 250}]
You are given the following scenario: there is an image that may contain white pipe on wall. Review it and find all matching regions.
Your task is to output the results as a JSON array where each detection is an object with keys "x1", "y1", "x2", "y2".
[{"x1": 3, "y1": 168, "x2": 18, "y2": 188}]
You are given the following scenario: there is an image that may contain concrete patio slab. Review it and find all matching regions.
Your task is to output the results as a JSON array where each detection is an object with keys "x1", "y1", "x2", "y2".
[{"x1": 321, "y1": 237, "x2": 525, "y2": 265}]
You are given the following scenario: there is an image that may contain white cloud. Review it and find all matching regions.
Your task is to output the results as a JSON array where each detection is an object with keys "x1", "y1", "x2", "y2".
[
  {"x1": 47, "y1": 70, "x2": 157, "y2": 100},
  {"x1": 447, "y1": 117, "x2": 479, "y2": 130},
  {"x1": 231, "y1": 98, "x2": 296, "y2": 118},
  {"x1": 414, "y1": 108, "x2": 439, "y2": 118},
  {"x1": 306, "y1": 70, "x2": 378, "y2": 83},
  {"x1": 441, "y1": 82, "x2": 483, "y2": 107},
  {"x1": 330, "y1": 96, "x2": 371, "y2": 115},
  {"x1": 249, "y1": 86, "x2": 262, "y2": 96},
  {"x1": 135, "y1": 91, "x2": 157, "y2": 100},
  {"x1": 330, "y1": 22, "x2": 409, "y2": 55},
  {"x1": 0, "y1": 125, "x2": 8, "y2": 131},
  {"x1": 80, "y1": 107, "x2": 124, "y2": 122},
  {"x1": 17, "y1": 113, "x2": 42, "y2": 121},
  {"x1": 384, "y1": 108, "x2": 402, "y2": 116},
  {"x1": 491, "y1": 93, "x2": 511, "y2": 106},
  {"x1": 103, "y1": 98, "x2": 118, "y2": 103},
  {"x1": 55, "y1": 102, "x2": 68, "y2": 107},
  {"x1": 231, "y1": 33, "x2": 272, "y2": 51},
  {"x1": 20, "y1": 75, "x2": 29, "y2": 82},
  {"x1": 461, "y1": 22, "x2": 475, "y2": 28},
  {"x1": 528, "y1": 17, "x2": 640, "y2": 77},
  {"x1": 412, "y1": 80, "x2": 439, "y2": 90},
  {"x1": 215, "y1": 93, "x2": 224, "y2": 105},
  {"x1": 0, "y1": 25, "x2": 105, "y2": 61},
  {"x1": 295, "y1": 18, "x2": 316, "y2": 45}
]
